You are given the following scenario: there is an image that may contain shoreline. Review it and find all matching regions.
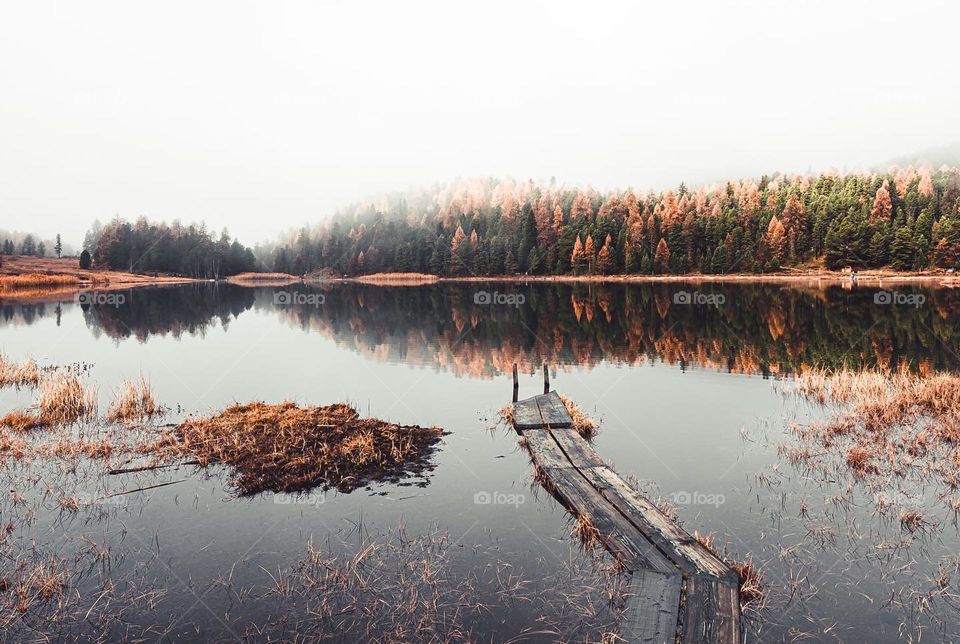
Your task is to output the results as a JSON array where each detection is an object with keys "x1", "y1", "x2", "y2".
[{"x1": 338, "y1": 270, "x2": 960, "y2": 287}]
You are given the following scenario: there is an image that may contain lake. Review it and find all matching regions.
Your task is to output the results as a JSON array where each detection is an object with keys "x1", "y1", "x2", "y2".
[{"x1": 1, "y1": 281, "x2": 959, "y2": 642}]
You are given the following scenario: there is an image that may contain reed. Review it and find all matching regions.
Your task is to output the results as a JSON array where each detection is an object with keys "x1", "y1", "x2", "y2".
[
  {"x1": 0, "y1": 273, "x2": 81, "y2": 290},
  {"x1": 793, "y1": 366, "x2": 960, "y2": 482},
  {"x1": 36, "y1": 373, "x2": 97, "y2": 427},
  {"x1": 106, "y1": 376, "x2": 157, "y2": 424},
  {"x1": 0, "y1": 354, "x2": 41, "y2": 388}
]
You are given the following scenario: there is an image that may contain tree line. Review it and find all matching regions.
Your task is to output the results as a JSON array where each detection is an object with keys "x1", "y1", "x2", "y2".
[
  {"x1": 82, "y1": 218, "x2": 259, "y2": 278},
  {"x1": 1, "y1": 234, "x2": 64, "y2": 258},
  {"x1": 265, "y1": 166, "x2": 960, "y2": 276}
]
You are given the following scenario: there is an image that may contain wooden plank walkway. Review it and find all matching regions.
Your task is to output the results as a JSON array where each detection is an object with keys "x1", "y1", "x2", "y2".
[{"x1": 511, "y1": 392, "x2": 742, "y2": 644}]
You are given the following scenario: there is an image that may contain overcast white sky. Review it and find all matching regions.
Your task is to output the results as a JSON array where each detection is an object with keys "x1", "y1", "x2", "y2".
[{"x1": 1, "y1": 0, "x2": 958, "y2": 247}]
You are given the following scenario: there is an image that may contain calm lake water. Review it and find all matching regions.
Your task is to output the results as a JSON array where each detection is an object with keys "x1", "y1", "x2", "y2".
[{"x1": 2, "y1": 281, "x2": 959, "y2": 642}]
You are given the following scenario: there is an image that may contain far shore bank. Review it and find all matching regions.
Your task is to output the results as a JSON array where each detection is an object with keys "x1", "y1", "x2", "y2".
[
  {"x1": 3, "y1": 254, "x2": 959, "y2": 305},
  {"x1": 336, "y1": 269, "x2": 960, "y2": 287}
]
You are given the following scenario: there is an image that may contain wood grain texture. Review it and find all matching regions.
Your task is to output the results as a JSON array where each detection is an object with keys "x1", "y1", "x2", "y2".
[{"x1": 510, "y1": 391, "x2": 742, "y2": 643}]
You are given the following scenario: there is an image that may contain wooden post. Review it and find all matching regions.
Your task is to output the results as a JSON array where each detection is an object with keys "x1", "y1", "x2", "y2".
[
  {"x1": 543, "y1": 363, "x2": 550, "y2": 394},
  {"x1": 512, "y1": 364, "x2": 519, "y2": 402}
]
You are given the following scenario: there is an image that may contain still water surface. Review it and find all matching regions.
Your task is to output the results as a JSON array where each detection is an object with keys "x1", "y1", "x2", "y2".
[{"x1": 1, "y1": 281, "x2": 958, "y2": 642}]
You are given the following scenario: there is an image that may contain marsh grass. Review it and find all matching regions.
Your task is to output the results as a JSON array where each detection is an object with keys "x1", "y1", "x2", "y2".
[
  {"x1": 0, "y1": 273, "x2": 80, "y2": 290},
  {"x1": 0, "y1": 354, "x2": 41, "y2": 388},
  {"x1": 0, "y1": 371, "x2": 97, "y2": 431},
  {"x1": 250, "y1": 525, "x2": 628, "y2": 642},
  {"x1": 106, "y1": 376, "x2": 158, "y2": 425},
  {"x1": 36, "y1": 373, "x2": 97, "y2": 427},
  {"x1": 791, "y1": 366, "x2": 960, "y2": 487},
  {"x1": 148, "y1": 401, "x2": 443, "y2": 495}
]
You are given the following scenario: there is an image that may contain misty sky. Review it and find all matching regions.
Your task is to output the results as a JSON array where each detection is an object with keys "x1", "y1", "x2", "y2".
[{"x1": 2, "y1": 0, "x2": 958, "y2": 247}]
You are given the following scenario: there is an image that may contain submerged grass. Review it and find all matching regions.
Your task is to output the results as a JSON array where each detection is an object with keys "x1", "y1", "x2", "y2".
[
  {"x1": 791, "y1": 366, "x2": 960, "y2": 487},
  {"x1": 149, "y1": 401, "x2": 443, "y2": 495}
]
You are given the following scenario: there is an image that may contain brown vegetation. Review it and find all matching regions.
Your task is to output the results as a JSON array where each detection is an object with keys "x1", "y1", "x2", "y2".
[
  {"x1": 0, "y1": 273, "x2": 81, "y2": 290},
  {"x1": 0, "y1": 255, "x2": 193, "y2": 303},
  {"x1": 558, "y1": 394, "x2": 599, "y2": 438},
  {"x1": 792, "y1": 367, "x2": 960, "y2": 484},
  {"x1": 226, "y1": 272, "x2": 300, "y2": 286},
  {"x1": 149, "y1": 401, "x2": 443, "y2": 495},
  {"x1": 693, "y1": 531, "x2": 766, "y2": 607},
  {"x1": 37, "y1": 374, "x2": 97, "y2": 426},
  {"x1": 106, "y1": 377, "x2": 158, "y2": 425},
  {"x1": 0, "y1": 354, "x2": 41, "y2": 388},
  {"x1": 0, "y1": 372, "x2": 97, "y2": 430},
  {"x1": 351, "y1": 272, "x2": 440, "y2": 285},
  {"x1": 730, "y1": 558, "x2": 765, "y2": 604}
]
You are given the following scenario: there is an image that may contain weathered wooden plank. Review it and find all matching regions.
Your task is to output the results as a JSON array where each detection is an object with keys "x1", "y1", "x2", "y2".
[
  {"x1": 550, "y1": 428, "x2": 607, "y2": 468},
  {"x1": 679, "y1": 575, "x2": 741, "y2": 644},
  {"x1": 580, "y1": 466, "x2": 735, "y2": 581},
  {"x1": 520, "y1": 429, "x2": 574, "y2": 470},
  {"x1": 541, "y1": 466, "x2": 677, "y2": 576},
  {"x1": 535, "y1": 390, "x2": 573, "y2": 428},
  {"x1": 512, "y1": 397, "x2": 545, "y2": 430},
  {"x1": 510, "y1": 394, "x2": 742, "y2": 643},
  {"x1": 622, "y1": 568, "x2": 682, "y2": 644}
]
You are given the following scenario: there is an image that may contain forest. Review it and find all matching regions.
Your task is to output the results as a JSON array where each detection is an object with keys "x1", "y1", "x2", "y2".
[
  {"x1": 81, "y1": 218, "x2": 259, "y2": 278},
  {"x1": 264, "y1": 166, "x2": 960, "y2": 276}
]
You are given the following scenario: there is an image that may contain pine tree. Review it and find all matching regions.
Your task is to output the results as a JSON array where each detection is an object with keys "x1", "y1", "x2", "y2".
[
  {"x1": 870, "y1": 185, "x2": 893, "y2": 222},
  {"x1": 54, "y1": 234, "x2": 63, "y2": 259},
  {"x1": 765, "y1": 216, "x2": 787, "y2": 266},
  {"x1": 583, "y1": 235, "x2": 595, "y2": 274},
  {"x1": 654, "y1": 238, "x2": 671, "y2": 273},
  {"x1": 571, "y1": 236, "x2": 585, "y2": 274},
  {"x1": 597, "y1": 234, "x2": 614, "y2": 274}
]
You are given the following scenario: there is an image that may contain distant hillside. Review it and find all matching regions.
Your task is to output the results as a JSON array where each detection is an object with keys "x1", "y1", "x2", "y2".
[{"x1": 266, "y1": 166, "x2": 960, "y2": 277}]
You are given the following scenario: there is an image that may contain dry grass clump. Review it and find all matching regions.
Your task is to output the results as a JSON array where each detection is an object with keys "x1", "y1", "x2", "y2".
[
  {"x1": 694, "y1": 531, "x2": 766, "y2": 607},
  {"x1": 899, "y1": 510, "x2": 928, "y2": 533},
  {"x1": 0, "y1": 354, "x2": 41, "y2": 388},
  {"x1": 791, "y1": 366, "x2": 960, "y2": 485},
  {"x1": 106, "y1": 377, "x2": 157, "y2": 425},
  {"x1": 2, "y1": 558, "x2": 67, "y2": 617},
  {"x1": 0, "y1": 273, "x2": 80, "y2": 290},
  {"x1": 149, "y1": 401, "x2": 443, "y2": 495},
  {"x1": 730, "y1": 558, "x2": 765, "y2": 604},
  {"x1": 36, "y1": 373, "x2": 97, "y2": 426},
  {"x1": 0, "y1": 411, "x2": 46, "y2": 431},
  {"x1": 0, "y1": 429, "x2": 28, "y2": 459},
  {"x1": 228, "y1": 272, "x2": 298, "y2": 281},
  {"x1": 558, "y1": 394, "x2": 599, "y2": 439},
  {"x1": 571, "y1": 515, "x2": 601, "y2": 551},
  {"x1": 352, "y1": 272, "x2": 440, "y2": 285}
]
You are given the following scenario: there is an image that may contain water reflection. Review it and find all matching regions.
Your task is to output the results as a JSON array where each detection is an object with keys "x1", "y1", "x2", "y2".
[{"x1": 3, "y1": 281, "x2": 959, "y2": 375}]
